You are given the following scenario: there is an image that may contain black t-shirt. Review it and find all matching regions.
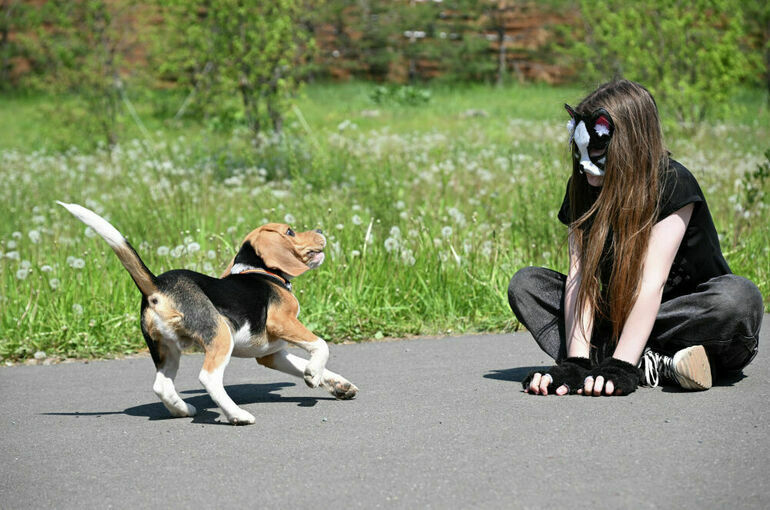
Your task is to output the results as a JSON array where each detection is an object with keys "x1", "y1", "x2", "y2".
[{"x1": 557, "y1": 159, "x2": 730, "y2": 300}]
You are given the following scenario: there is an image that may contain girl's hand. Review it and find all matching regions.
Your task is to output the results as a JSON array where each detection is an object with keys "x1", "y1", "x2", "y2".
[
  {"x1": 524, "y1": 372, "x2": 570, "y2": 396},
  {"x1": 578, "y1": 357, "x2": 640, "y2": 396},
  {"x1": 522, "y1": 357, "x2": 592, "y2": 396}
]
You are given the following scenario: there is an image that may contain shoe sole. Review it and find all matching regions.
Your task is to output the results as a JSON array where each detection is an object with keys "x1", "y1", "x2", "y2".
[{"x1": 672, "y1": 345, "x2": 712, "y2": 390}]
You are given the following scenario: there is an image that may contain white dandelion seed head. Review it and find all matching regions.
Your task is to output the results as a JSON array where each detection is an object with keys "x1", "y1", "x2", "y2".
[
  {"x1": 352, "y1": 215, "x2": 362, "y2": 226},
  {"x1": 441, "y1": 226, "x2": 453, "y2": 238},
  {"x1": 40, "y1": 265, "x2": 53, "y2": 273},
  {"x1": 71, "y1": 258, "x2": 85, "y2": 269},
  {"x1": 6, "y1": 240, "x2": 17, "y2": 249},
  {"x1": 335, "y1": 223, "x2": 344, "y2": 231},
  {"x1": 351, "y1": 250, "x2": 361, "y2": 258},
  {"x1": 389, "y1": 226, "x2": 402, "y2": 239},
  {"x1": 203, "y1": 262, "x2": 214, "y2": 273},
  {"x1": 20, "y1": 260, "x2": 32, "y2": 269},
  {"x1": 16, "y1": 268, "x2": 29, "y2": 280},
  {"x1": 49, "y1": 278, "x2": 61, "y2": 290},
  {"x1": 11, "y1": 231, "x2": 21, "y2": 239},
  {"x1": 384, "y1": 237, "x2": 399, "y2": 253},
  {"x1": 84, "y1": 227, "x2": 97, "y2": 238},
  {"x1": 186, "y1": 242, "x2": 201, "y2": 254},
  {"x1": 28, "y1": 230, "x2": 41, "y2": 244},
  {"x1": 284, "y1": 213, "x2": 296, "y2": 224},
  {"x1": 72, "y1": 303, "x2": 84, "y2": 315},
  {"x1": 207, "y1": 250, "x2": 216, "y2": 260},
  {"x1": 157, "y1": 246, "x2": 170, "y2": 256}
]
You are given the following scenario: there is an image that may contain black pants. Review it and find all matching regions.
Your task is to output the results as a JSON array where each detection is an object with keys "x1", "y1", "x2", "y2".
[{"x1": 507, "y1": 267, "x2": 763, "y2": 375}]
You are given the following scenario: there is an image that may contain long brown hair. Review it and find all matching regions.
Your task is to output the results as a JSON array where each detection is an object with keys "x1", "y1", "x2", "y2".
[{"x1": 568, "y1": 80, "x2": 668, "y2": 344}]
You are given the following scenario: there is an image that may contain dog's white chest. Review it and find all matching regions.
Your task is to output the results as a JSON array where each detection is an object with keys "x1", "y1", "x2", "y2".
[{"x1": 230, "y1": 321, "x2": 285, "y2": 358}]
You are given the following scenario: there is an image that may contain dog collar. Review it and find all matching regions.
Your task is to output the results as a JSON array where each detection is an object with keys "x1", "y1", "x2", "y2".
[{"x1": 238, "y1": 268, "x2": 292, "y2": 292}]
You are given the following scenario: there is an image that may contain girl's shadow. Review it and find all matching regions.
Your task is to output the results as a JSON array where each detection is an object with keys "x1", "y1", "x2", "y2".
[{"x1": 484, "y1": 366, "x2": 542, "y2": 383}]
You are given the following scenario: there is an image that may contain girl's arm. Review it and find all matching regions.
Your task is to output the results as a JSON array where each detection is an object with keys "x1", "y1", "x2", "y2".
[
  {"x1": 584, "y1": 203, "x2": 694, "y2": 396},
  {"x1": 565, "y1": 229, "x2": 592, "y2": 359},
  {"x1": 529, "y1": 229, "x2": 592, "y2": 395}
]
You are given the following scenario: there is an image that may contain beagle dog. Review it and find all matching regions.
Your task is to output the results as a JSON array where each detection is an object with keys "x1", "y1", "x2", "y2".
[{"x1": 58, "y1": 202, "x2": 358, "y2": 425}]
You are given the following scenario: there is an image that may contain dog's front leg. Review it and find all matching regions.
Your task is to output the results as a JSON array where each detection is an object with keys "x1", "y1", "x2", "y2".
[
  {"x1": 199, "y1": 319, "x2": 255, "y2": 425},
  {"x1": 267, "y1": 314, "x2": 329, "y2": 388},
  {"x1": 258, "y1": 349, "x2": 358, "y2": 399}
]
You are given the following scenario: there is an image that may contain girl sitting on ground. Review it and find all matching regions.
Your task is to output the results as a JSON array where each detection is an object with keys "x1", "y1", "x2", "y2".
[{"x1": 508, "y1": 79, "x2": 763, "y2": 396}]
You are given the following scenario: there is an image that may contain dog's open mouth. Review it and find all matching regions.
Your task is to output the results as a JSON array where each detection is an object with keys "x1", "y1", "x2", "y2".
[{"x1": 306, "y1": 250, "x2": 325, "y2": 268}]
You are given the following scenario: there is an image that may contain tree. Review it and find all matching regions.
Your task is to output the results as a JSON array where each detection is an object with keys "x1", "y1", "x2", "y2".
[
  {"x1": 567, "y1": 0, "x2": 753, "y2": 126},
  {"x1": 155, "y1": 0, "x2": 315, "y2": 140},
  {"x1": 27, "y1": 0, "x2": 140, "y2": 147}
]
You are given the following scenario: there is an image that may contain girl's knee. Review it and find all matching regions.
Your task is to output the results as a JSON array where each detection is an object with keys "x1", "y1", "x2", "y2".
[
  {"x1": 708, "y1": 276, "x2": 763, "y2": 330},
  {"x1": 508, "y1": 266, "x2": 540, "y2": 304}
]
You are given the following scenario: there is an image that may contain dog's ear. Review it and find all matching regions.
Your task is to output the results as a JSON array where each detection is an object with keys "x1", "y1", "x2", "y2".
[{"x1": 256, "y1": 230, "x2": 310, "y2": 278}]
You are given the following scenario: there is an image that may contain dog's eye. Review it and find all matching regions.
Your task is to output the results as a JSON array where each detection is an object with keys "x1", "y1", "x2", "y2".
[{"x1": 286, "y1": 228, "x2": 295, "y2": 237}]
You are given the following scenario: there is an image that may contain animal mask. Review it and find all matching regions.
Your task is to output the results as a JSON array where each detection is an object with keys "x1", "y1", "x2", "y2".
[{"x1": 565, "y1": 104, "x2": 614, "y2": 176}]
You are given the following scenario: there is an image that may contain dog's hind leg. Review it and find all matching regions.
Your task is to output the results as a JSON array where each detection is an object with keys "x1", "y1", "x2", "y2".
[
  {"x1": 257, "y1": 350, "x2": 358, "y2": 400},
  {"x1": 198, "y1": 317, "x2": 255, "y2": 425},
  {"x1": 142, "y1": 318, "x2": 196, "y2": 418}
]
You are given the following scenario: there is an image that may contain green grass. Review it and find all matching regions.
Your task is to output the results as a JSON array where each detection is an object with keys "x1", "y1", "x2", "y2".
[{"x1": 1, "y1": 81, "x2": 768, "y2": 361}]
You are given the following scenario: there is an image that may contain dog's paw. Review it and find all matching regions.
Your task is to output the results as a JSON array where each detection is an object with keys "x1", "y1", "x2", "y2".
[
  {"x1": 304, "y1": 367, "x2": 323, "y2": 388},
  {"x1": 227, "y1": 408, "x2": 256, "y2": 426},
  {"x1": 328, "y1": 380, "x2": 358, "y2": 400},
  {"x1": 167, "y1": 402, "x2": 197, "y2": 418}
]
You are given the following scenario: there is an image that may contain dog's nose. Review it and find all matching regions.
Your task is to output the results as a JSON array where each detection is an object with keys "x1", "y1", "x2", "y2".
[{"x1": 314, "y1": 229, "x2": 323, "y2": 235}]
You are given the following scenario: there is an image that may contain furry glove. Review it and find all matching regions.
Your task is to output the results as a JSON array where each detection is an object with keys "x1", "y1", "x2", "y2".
[
  {"x1": 586, "y1": 357, "x2": 641, "y2": 395},
  {"x1": 522, "y1": 357, "x2": 592, "y2": 394}
]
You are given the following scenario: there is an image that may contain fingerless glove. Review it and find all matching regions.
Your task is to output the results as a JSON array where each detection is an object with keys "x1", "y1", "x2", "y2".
[
  {"x1": 522, "y1": 357, "x2": 592, "y2": 394},
  {"x1": 587, "y1": 357, "x2": 641, "y2": 395}
]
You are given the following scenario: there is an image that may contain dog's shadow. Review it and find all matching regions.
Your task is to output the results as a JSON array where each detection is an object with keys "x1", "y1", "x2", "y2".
[
  {"x1": 484, "y1": 366, "x2": 541, "y2": 383},
  {"x1": 43, "y1": 382, "x2": 337, "y2": 425}
]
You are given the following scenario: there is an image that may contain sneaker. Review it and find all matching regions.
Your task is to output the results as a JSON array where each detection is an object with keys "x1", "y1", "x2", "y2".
[{"x1": 639, "y1": 345, "x2": 712, "y2": 390}]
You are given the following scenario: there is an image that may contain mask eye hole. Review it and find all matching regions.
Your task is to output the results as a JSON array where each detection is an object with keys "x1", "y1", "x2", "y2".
[{"x1": 286, "y1": 228, "x2": 295, "y2": 237}]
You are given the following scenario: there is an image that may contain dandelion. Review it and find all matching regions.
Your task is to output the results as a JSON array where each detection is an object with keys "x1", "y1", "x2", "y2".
[
  {"x1": 32, "y1": 215, "x2": 45, "y2": 224},
  {"x1": 67, "y1": 257, "x2": 85, "y2": 269},
  {"x1": 16, "y1": 268, "x2": 29, "y2": 280},
  {"x1": 187, "y1": 242, "x2": 201, "y2": 254},
  {"x1": 157, "y1": 246, "x2": 170, "y2": 256},
  {"x1": 40, "y1": 265, "x2": 54, "y2": 273},
  {"x1": 28, "y1": 230, "x2": 41, "y2": 244},
  {"x1": 207, "y1": 250, "x2": 216, "y2": 260},
  {"x1": 72, "y1": 304, "x2": 84, "y2": 315},
  {"x1": 352, "y1": 214, "x2": 363, "y2": 225},
  {"x1": 284, "y1": 213, "x2": 296, "y2": 224},
  {"x1": 49, "y1": 278, "x2": 61, "y2": 290},
  {"x1": 401, "y1": 248, "x2": 416, "y2": 266},
  {"x1": 389, "y1": 226, "x2": 402, "y2": 239},
  {"x1": 21, "y1": 260, "x2": 32, "y2": 269},
  {"x1": 384, "y1": 237, "x2": 400, "y2": 253},
  {"x1": 84, "y1": 227, "x2": 96, "y2": 238},
  {"x1": 351, "y1": 250, "x2": 361, "y2": 258},
  {"x1": 203, "y1": 262, "x2": 214, "y2": 273},
  {"x1": 6, "y1": 240, "x2": 17, "y2": 249},
  {"x1": 11, "y1": 231, "x2": 21, "y2": 239},
  {"x1": 184, "y1": 235, "x2": 193, "y2": 244},
  {"x1": 335, "y1": 223, "x2": 344, "y2": 231},
  {"x1": 441, "y1": 226, "x2": 453, "y2": 238},
  {"x1": 170, "y1": 245, "x2": 184, "y2": 258}
]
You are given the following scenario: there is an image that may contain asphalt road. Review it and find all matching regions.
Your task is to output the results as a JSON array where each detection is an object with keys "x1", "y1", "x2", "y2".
[{"x1": 2, "y1": 316, "x2": 769, "y2": 509}]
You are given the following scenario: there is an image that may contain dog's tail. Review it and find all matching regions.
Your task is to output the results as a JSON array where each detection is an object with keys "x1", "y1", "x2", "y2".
[{"x1": 57, "y1": 202, "x2": 158, "y2": 296}]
